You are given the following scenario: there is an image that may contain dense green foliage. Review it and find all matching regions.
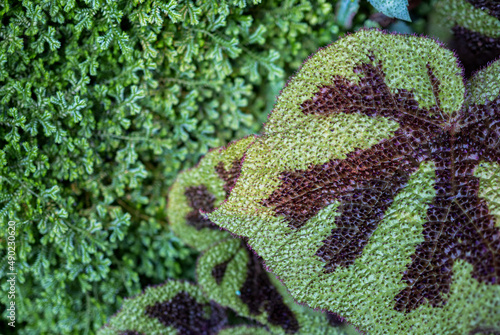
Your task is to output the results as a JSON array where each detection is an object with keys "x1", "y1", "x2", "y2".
[{"x1": 0, "y1": 0, "x2": 392, "y2": 333}]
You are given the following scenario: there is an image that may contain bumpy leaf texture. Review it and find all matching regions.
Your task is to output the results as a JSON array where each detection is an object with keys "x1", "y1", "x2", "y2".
[
  {"x1": 208, "y1": 29, "x2": 500, "y2": 334},
  {"x1": 198, "y1": 240, "x2": 299, "y2": 333},
  {"x1": 433, "y1": 0, "x2": 500, "y2": 77},
  {"x1": 98, "y1": 274, "x2": 349, "y2": 335}
]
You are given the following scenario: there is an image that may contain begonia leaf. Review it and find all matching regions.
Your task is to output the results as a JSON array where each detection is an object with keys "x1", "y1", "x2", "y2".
[
  {"x1": 208, "y1": 29, "x2": 500, "y2": 333},
  {"x1": 167, "y1": 136, "x2": 255, "y2": 251},
  {"x1": 98, "y1": 281, "x2": 227, "y2": 335}
]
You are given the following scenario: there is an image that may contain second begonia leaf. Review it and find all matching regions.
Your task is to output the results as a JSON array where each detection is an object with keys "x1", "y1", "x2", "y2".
[
  {"x1": 167, "y1": 136, "x2": 255, "y2": 251},
  {"x1": 432, "y1": 0, "x2": 500, "y2": 77},
  {"x1": 197, "y1": 239, "x2": 353, "y2": 334}
]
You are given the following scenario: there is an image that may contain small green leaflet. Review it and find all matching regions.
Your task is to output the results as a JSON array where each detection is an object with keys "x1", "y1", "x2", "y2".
[
  {"x1": 367, "y1": 0, "x2": 411, "y2": 21},
  {"x1": 336, "y1": 0, "x2": 360, "y2": 29}
]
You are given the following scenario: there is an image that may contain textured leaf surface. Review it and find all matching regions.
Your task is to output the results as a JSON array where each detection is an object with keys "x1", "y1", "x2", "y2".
[
  {"x1": 166, "y1": 139, "x2": 359, "y2": 334},
  {"x1": 208, "y1": 30, "x2": 500, "y2": 333},
  {"x1": 197, "y1": 239, "x2": 302, "y2": 334},
  {"x1": 120, "y1": 128, "x2": 359, "y2": 333}
]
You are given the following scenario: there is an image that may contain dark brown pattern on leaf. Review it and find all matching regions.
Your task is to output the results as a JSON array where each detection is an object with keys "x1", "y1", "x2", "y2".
[
  {"x1": 450, "y1": 26, "x2": 500, "y2": 78},
  {"x1": 145, "y1": 292, "x2": 227, "y2": 335},
  {"x1": 184, "y1": 185, "x2": 217, "y2": 230},
  {"x1": 240, "y1": 245, "x2": 299, "y2": 333},
  {"x1": 262, "y1": 59, "x2": 500, "y2": 312},
  {"x1": 215, "y1": 158, "x2": 244, "y2": 198},
  {"x1": 183, "y1": 158, "x2": 243, "y2": 230},
  {"x1": 212, "y1": 259, "x2": 230, "y2": 285}
]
